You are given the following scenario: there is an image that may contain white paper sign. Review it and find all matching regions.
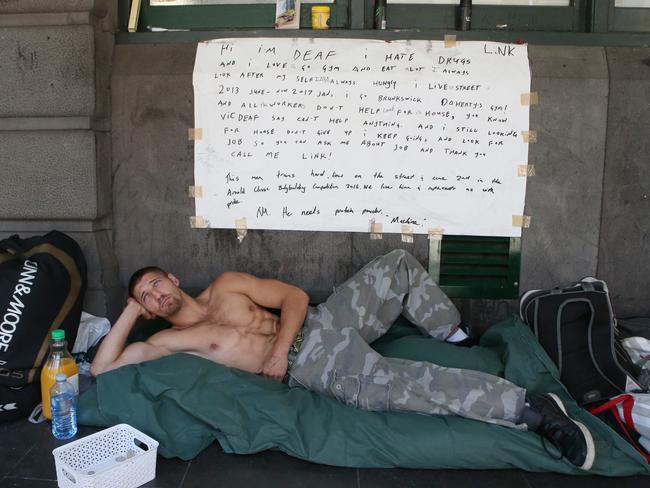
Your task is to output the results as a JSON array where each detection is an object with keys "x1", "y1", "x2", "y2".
[{"x1": 193, "y1": 38, "x2": 531, "y2": 237}]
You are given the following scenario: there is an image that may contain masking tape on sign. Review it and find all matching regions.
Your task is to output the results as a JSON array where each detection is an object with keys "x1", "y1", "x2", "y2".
[{"x1": 235, "y1": 218, "x2": 248, "y2": 243}]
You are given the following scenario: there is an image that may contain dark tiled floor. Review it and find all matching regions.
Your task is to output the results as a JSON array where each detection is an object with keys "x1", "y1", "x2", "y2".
[{"x1": 1, "y1": 419, "x2": 649, "y2": 488}]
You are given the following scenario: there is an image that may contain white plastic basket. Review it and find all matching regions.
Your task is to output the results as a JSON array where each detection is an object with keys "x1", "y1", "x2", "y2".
[{"x1": 52, "y1": 424, "x2": 159, "y2": 488}]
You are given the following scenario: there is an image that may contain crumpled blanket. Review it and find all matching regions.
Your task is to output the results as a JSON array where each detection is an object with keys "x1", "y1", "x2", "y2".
[{"x1": 78, "y1": 317, "x2": 650, "y2": 476}]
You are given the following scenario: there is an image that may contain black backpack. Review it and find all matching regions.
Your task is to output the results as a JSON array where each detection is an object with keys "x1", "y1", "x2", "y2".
[
  {"x1": 519, "y1": 277, "x2": 642, "y2": 406},
  {"x1": 0, "y1": 231, "x2": 87, "y2": 422}
]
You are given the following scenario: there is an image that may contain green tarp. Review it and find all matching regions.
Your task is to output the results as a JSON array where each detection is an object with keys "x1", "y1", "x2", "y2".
[{"x1": 78, "y1": 317, "x2": 650, "y2": 475}]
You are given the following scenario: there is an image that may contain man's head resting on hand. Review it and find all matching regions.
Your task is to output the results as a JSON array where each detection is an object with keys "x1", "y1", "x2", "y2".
[{"x1": 128, "y1": 266, "x2": 183, "y2": 318}]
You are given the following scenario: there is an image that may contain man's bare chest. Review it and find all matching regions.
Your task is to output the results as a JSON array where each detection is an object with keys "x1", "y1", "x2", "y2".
[
  {"x1": 155, "y1": 319, "x2": 275, "y2": 373},
  {"x1": 206, "y1": 293, "x2": 279, "y2": 335},
  {"x1": 149, "y1": 291, "x2": 280, "y2": 372},
  {"x1": 158, "y1": 303, "x2": 278, "y2": 350}
]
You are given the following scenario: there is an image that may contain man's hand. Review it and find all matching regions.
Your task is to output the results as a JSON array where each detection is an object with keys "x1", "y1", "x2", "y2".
[
  {"x1": 126, "y1": 297, "x2": 155, "y2": 320},
  {"x1": 261, "y1": 354, "x2": 288, "y2": 382}
]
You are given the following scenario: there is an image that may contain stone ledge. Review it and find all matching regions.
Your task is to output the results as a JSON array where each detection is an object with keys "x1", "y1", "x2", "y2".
[
  {"x1": 0, "y1": 1, "x2": 95, "y2": 14},
  {"x1": 0, "y1": 12, "x2": 91, "y2": 27},
  {"x1": 0, "y1": 117, "x2": 92, "y2": 131},
  {"x1": 0, "y1": 217, "x2": 112, "y2": 233}
]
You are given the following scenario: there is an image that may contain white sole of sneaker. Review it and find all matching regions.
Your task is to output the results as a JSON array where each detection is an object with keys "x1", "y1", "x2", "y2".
[{"x1": 547, "y1": 392, "x2": 596, "y2": 471}]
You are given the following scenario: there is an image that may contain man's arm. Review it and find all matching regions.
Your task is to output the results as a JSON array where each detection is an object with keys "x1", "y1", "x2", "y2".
[
  {"x1": 90, "y1": 299, "x2": 168, "y2": 376},
  {"x1": 218, "y1": 272, "x2": 309, "y2": 381}
]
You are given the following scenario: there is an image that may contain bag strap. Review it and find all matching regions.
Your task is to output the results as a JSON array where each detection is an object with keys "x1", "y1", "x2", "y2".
[
  {"x1": 590, "y1": 396, "x2": 638, "y2": 447},
  {"x1": 587, "y1": 292, "x2": 631, "y2": 393},
  {"x1": 554, "y1": 298, "x2": 596, "y2": 376},
  {"x1": 589, "y1": 394, "x2": 631, "y2": 415},
  {"x1": 0, "y1": 234, "x2": 29, "y2": 255},
  {"x1": 0, "y1": 235, "x2": 24, "y2": 264},
  {"x1": 534, "y1": 296, "x2": 563, "y2": 365},
  {"x1": 622, "y1": 395, "x2": 637, "y2": 431},
  {"x1": 582, "y1": 281, "x2": 596, "y2": 292},
  {"x1": 590, "y1": 395, "x2": 650, "y2": 462},
  {"x1": 621, "y1": 396, "x2": 650, "y2": 462}
]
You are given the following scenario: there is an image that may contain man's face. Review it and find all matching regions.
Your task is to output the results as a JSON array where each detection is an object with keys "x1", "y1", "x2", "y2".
[{"x1": 133, "y1": 271, "x2": 183, "y2": 318}]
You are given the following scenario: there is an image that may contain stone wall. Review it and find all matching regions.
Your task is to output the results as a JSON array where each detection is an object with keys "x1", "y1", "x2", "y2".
[
  {"x1": 597, "y1": 48, "x2": 650, "y2": 317},
  {"x1": 0, "y1": 0, "x2": 121, "y2": 320}
]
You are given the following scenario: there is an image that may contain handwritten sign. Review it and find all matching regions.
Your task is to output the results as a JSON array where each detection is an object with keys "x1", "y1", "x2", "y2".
[{"x1": 193, "y1": 38, "x2": 531, "y2": 237}]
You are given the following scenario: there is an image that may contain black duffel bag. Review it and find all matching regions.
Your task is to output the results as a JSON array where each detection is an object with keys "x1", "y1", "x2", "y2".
[
  {"x1": 0, "y1": 383, "x2": 41, "y2": 423},
  {"x1": 0, "y1": 231, "x2": 87, "y2": 422}
]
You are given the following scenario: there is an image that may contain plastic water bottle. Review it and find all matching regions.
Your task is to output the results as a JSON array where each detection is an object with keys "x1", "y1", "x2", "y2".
[
  {"x1": 50, "y1": 373, "x2": 77, "y2": 440},
  {"x1": 41, "y1": 329, "x2": 79, "y2": 419}
]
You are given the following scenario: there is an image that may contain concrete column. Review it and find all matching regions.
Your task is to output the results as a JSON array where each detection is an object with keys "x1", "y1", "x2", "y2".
[
  {"x1": 0, "y1": 0, "x2": 121, "y2": 320},
  {"x1": 520, "y1": 46, "x2": 609, "y2": 292},
  {"x1": 597, "y1": 48, "x2": 650, "y2": 317}
]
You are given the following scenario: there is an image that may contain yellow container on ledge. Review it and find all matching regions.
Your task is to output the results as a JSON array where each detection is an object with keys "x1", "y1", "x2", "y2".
[{"x1": 311, "y1": 6, "x2": 330, "y2": 29}]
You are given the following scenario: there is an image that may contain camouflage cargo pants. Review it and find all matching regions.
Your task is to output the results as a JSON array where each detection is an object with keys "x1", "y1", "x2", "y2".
[{"x1": 287, "y1": 249, "x2": 527, "y2": 428}]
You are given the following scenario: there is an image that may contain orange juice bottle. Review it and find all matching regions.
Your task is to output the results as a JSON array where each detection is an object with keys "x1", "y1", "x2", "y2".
[{"x1": 41, "y1": 329, "x2": 78, "y2": 419}]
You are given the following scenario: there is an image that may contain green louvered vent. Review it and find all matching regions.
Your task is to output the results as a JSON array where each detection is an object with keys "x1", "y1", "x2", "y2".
[{"x1": 435, "y1": 236, "x2": 521, "y2": 299}]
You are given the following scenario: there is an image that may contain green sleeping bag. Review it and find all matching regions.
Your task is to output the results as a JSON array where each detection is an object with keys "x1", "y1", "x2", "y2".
[{"x1": 78, "y1": 317, "x2": 650, "y2": 475}]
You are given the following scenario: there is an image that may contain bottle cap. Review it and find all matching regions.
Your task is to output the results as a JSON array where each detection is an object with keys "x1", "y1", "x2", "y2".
[
  {"x1": 55, "y1": 373, "x2": 67, "y2": 382},
  {"x1": 51, "y1": 329, "x2": 65, "y2": 341}
]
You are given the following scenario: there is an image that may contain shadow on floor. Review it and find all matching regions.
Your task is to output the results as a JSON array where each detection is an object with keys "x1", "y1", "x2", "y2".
[{"x1": 1, "y1": 419, "x2": 647, "y2": 488}]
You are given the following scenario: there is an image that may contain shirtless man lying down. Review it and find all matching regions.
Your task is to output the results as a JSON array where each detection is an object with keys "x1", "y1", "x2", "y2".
[{"x1": 91, "y1": 250, "x2": 595, "y2": 470}]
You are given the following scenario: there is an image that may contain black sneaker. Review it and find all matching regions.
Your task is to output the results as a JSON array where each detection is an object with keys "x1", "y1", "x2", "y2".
[{"x1": 529, "y1": 393, "x2": 595, "y2": 471}]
